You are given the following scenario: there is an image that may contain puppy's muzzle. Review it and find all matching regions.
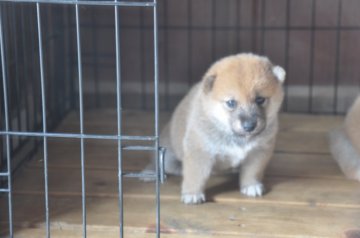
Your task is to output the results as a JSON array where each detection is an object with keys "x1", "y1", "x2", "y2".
[
  {"x1": 231, "y1": 112, "x2": 264, "y2": 137},
  {"x1": 241, "y1": 119, "x2": 257, "y2": 132}
]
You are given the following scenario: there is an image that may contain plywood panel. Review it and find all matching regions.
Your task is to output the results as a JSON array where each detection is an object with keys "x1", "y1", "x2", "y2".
[
  {"x1": 1, "y1": 195, "x2": 360, "y2": 238},
  {"x1": 1, "y1": 111, "x2": 359, "y2": 238}
]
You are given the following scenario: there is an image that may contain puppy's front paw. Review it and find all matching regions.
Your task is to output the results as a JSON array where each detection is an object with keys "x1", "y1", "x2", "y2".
[
  {"x1": 181, "y1": 193, "x2": 206, "y2": 205},
  {"x1": 240, "y1": 183, "x2": 264, "y2": 197}
]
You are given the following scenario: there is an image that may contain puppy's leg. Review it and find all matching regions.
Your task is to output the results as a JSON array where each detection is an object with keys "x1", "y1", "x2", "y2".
[
  {"x1": 329, "y1": 128, "x2": 360, "y2": 181},
  {"x1": 181, "y1": 149, "x2": 213, "y2": 204},
  {"x1": 163, "y1": 147, "x2": 182, "y2": 175},
  {"x1": 239, "y1": 146, "x2": 274, "y2": 197},
  {"x1": 160, "y1": 123, "x2": 182, "y2": 175},
  {"x1": 142, "y1": 123, "x2": 182, "y2": 180},
  {"x1": 141, "y1": 147, "x2": 181, "y2": 182}
]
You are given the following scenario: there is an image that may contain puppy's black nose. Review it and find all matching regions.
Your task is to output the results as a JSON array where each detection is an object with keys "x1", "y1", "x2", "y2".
[{"x1": 242, "y1": 120, "x2": 257, "y2": 132}]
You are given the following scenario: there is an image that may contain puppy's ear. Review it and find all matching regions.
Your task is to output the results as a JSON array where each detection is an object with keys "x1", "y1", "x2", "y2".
[
  {"x1": 203, "y1": 74, "x2": 216, "y2": 93},
  {"x1": 272, "y1": 66, "x2": 286, "y2": 84}
]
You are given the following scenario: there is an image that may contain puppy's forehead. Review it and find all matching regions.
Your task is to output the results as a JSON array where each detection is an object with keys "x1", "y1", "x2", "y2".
[{"x1": 210, "y1": 56, "x2": 278, "y2": 100}]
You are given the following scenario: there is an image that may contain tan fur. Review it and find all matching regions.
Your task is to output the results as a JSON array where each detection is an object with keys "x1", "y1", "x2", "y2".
[
  {"x1": 329, "y1": 95, "x2": 360, "y2": 181},
  {"x1": 144, "y1": 53, "x2": 285, "y2": 204}
]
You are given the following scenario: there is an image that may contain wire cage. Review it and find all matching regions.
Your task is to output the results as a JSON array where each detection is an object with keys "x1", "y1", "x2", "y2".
[
  {"x1": 38, "y1": 0, "x2": 359, "y2": 114},
  {"x1": 0, "y1": 0, "x2": 164, "y2": 237},
  {"x1": 1, "y1": 0, "x2": 360, "y2": 237}
]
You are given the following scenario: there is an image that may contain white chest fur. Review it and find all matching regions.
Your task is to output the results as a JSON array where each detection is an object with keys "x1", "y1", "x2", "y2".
[
  {"x1": 200, "y1": 133, "x2": 257, "y2": 169},
  {"x1": 185, "y1": 112, "x2": 266, "y2": 170},
  {"x1": 215, "y1": 139, "x2": 256, "y2": 168}
]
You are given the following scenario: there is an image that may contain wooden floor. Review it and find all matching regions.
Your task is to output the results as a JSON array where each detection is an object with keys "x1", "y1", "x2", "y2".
[{"x1": 1, "y1": 110, "x2": 360, "y2": 238}]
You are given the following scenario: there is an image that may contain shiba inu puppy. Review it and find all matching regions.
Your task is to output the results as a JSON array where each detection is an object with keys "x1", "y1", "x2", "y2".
[
  {"x1": 329, "y1": 95, "x2": 360, "y2": 181},
  {"x1": 145, "y1": 53, "x2": 286, "y2": 204}
]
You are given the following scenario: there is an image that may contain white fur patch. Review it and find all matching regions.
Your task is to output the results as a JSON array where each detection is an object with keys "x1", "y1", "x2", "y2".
[
  {"x1": 220, "y1": 141, "x2": 256, "y2": 167},
  {"x1": 272, "y1": 66, "x2": 286, "y2": 83},
  {"x1": 181, "y1": 193, "x2": 206, "y2": 204},
  {"x1": 241, "y1": 183, "x2": 264, "y2": 197},
  {"x1": 211, "y1": 103, "x2": 231, "y2": 131},
  {"x1": 354, "y1": 171, "x2": 360, "y2": 182},
  {"x1": 194, "y1": 115, "x2": 257, "y2": 169}
]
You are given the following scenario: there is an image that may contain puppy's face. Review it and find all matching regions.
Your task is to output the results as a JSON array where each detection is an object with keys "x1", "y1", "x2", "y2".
[{"x1": 202, "y1": 54, "x2": 285, "y2": 138}]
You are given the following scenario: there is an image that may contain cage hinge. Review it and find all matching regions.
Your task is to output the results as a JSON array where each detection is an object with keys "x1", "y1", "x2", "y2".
[{"x1": 159, "y1": 147, "x2": 167, "y2": 184}]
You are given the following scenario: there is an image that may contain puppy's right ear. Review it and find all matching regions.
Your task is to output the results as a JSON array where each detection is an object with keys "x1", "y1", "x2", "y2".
[
  {"x1": 272, "y1": 66, "x2": 286, "y2": 84},
  {"x1": 203, "y1": 74, "x2": 216, "y2": 93}
]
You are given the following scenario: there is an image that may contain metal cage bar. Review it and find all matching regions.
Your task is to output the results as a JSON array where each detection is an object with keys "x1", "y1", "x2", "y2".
[
  {"x1": 20, "y1": 5, "x2": 31, "y2": 132},
  {"x1": 333, "y1": 0, "x2": 343, "y2": 114},
  {"x1": 73, "y1": 24, "x2": 360, "y2": 31},
  {"x1": 187, "y1": 0, "x2": 192, "y2": 86},
  {"x1": 308, "y1": 0, "x2": 316, "y2": 113},
  {"x1": 74, "y1": 2, "x2": 87, "y2": 236},
  {"x1": 153, "y1": 1, "x2": 161, "y2": 237},
  {"x1": 211, "y1": 0, "x2": 216, "y2": 61},
  {"x1": 36, "y1": 3, "x2": 51, "y2": 236},
  {"x1": 10, "y1": 6, "x2": 22, "y2": 138},
  {"x1": 283, "y1": 0, "x2": 291, "y2": 111},
  {"x1": 260, "y1": 0, "x2": 266, "y2": 54},
  {"x1": 236, "y1": 0, "x2": 241, "y2": 52},
  {"x1": 140, "y1": 7, "x2": 147, "y2": 110},
  {"x1": 90, "y1": 8, "x2": 101, "y2": 108},
  {"x1": 0, "y1": 5, "x2": 14, "y2": 237},
  {"x1": 114, "y1": 1, "x2": 124, "y2": 237},
  {"x1": 2, "y1": 0, "x2": 155, "y2": 7},
  {"x1": 163, "y1": 0, "x2": 169, "y2": 110},
  {"x1": 0, "y1": 131, "x2": 157, "y2": 141}
]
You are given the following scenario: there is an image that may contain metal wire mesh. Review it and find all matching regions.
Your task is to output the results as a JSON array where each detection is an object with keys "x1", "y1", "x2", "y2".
[
  {"x1": 1, "y1": 0, "x2": 360, "y2": 237},
  {"x1": 45, "y1": 0, "x2": 359, "y2": 114},
  {"x1": 0, "y1": 0, "x2": 163, "y2": 237}
]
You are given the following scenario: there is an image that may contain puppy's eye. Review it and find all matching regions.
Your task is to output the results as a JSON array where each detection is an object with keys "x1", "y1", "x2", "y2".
[
  {"x1": 255, "y1": 96, "x2": 266, "y2": 105},
  {"x1": 225, "y1": 99, "x2": 237, "y2": 109}
]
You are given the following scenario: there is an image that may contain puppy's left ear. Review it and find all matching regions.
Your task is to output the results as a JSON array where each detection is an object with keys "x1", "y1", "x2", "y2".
[
  {"x1": 203, "y1": 74, "x2": 216, "y2": 94},
  {"x1": 272, "y1": 66, "x2": 286, "y2": 84}
]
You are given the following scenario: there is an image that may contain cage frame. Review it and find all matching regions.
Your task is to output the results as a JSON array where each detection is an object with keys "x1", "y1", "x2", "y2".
[{"x1": 0, "y1": 0, "x2": 164, "y2": 238}]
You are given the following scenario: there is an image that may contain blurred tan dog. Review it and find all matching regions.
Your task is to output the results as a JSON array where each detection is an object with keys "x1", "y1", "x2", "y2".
[
  {"x1": 329, "y1": 95, "x2": 360, "y2": 181},
  {"x1": 145, "y1": 53, "x2": 285, "y2": 204}
]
